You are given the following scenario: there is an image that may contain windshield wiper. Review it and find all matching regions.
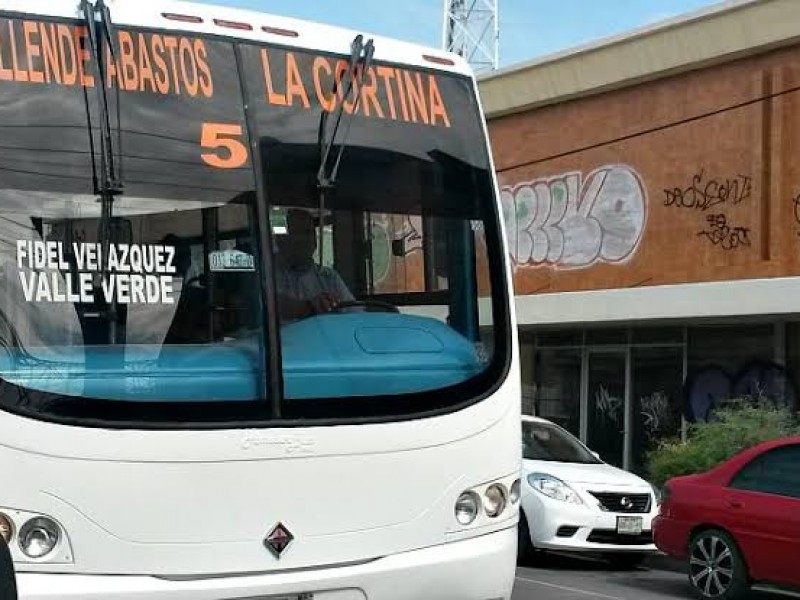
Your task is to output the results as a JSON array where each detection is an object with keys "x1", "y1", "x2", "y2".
[
  {"x1": 315, "y1": 34, "x2": 374, "y2": 268},
  {"x1": 82, "y1": 0, "x2": 123, "y2": 198},
  {"x1": 81, "y1": 0, "x2": 124, "y2": 341},
  {"x1": 96, "y1": 0, "x2": 124, "y2": 190}
]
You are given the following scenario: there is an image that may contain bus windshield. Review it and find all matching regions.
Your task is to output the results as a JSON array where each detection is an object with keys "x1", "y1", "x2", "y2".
[{"x1": 0, "y1": 18, "x2": 508, "y2": 427}]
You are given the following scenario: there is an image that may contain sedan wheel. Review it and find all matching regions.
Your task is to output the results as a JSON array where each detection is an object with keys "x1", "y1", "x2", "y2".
[{"x1": 688, "y1": 530, "x2": 748, "y2": 600}]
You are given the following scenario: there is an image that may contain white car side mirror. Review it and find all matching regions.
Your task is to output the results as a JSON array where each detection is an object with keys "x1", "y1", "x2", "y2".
[{"x1": 591, "y1": 451, "x2": 601, "y2": 460}]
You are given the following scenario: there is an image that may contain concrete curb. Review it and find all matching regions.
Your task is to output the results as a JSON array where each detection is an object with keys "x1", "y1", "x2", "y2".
[{"x1": 645, "y1": 553, "x2": 685, "y2": 574}]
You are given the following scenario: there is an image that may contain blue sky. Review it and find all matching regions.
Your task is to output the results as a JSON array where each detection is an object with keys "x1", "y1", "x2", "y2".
[{"x1": 194, "y1": 0, "x2": 722, "y2": 67}]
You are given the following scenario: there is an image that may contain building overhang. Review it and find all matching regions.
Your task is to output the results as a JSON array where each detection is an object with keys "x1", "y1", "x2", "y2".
[
  {"x1": 515, "y1": 277, "x2": 800, "y2": 326},
  {"x1": 478, "y1": 0, "x2": 800, "y2": 119}
]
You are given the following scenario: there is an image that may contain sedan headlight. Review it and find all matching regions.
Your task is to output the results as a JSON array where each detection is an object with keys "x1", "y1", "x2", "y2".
[
  {"x1": 509, "y1": 479, "x2": 521, "y2": 504},
  {"x1": 527, "y1": 473, "x2": 583, "y2": 505},
  {"x1": 18, "y1": 517, "x2": 60, "y2": 558},
  {"x1": 650, "y1": 483, "x2": 662, "y2": 506}
]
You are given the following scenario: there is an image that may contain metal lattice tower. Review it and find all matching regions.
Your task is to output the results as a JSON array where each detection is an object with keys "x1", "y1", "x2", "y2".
[{"x1": 442, "y1": 0, "x2": 499, "y2": 74}]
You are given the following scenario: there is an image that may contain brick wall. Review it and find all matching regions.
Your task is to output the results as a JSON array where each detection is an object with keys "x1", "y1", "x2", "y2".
[{"x1": 488, "y1": 43, "x2": 800, "y2": 296}]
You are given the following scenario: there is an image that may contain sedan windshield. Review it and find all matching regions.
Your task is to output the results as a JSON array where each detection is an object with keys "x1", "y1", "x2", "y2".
[{"x1": 522, "y1": 421, "x2": 601, "y2": 464}]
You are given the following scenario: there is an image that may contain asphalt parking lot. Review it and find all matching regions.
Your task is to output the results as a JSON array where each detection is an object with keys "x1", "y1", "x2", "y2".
[{"x1": 511, "y1": 553, "x2": 778, "y2": 600}]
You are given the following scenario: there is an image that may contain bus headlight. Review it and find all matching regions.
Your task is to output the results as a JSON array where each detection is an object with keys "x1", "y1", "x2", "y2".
[
  {"x1": 0, "y1": 513, "x2": 13, "y2": 543},
  {"x1": 484, "y1": 484, "x2": 507, "y2": 517},
  {"x1": 18, "y1": 517, "x2": 59, "y2": 558},
  {"x1": 455, "y1": 491, "x2": 480, "y2": 525}
]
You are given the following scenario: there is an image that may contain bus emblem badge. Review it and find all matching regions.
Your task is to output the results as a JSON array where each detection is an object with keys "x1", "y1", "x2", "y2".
[{"x1": 264, "y1": 522, "x2": 294, "y2": 558}]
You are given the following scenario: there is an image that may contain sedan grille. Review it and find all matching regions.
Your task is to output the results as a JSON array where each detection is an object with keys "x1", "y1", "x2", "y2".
[
  {"x1": 589, "y1": 492, "x2": 651, "y2": 514},
  {"x1": 587, "y1": 529, "x2": 653, "y2": 545}
]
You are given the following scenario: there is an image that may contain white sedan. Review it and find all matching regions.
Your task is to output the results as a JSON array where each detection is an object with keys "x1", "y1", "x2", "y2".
[{"x1": 519, "y1": 416, "x2": 659, "y2": 569}]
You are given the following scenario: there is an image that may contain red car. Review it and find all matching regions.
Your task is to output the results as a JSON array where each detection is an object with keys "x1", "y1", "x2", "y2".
[{"x1": 653, "y1": 437, "x2": 800, "y2": 600}]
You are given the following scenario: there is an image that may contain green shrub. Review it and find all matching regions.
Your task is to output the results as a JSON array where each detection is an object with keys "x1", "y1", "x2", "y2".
[{"x1": 647, "y1": 400, "x2": 800, "y2": 487}]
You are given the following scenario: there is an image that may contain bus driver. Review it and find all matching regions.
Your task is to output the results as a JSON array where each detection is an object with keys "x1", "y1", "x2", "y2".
[{"x1": 274, "y1": 209, "x2": 353, "y2": 320}]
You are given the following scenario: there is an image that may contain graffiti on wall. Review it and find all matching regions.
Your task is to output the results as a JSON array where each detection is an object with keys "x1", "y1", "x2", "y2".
[
  {"x1": 683, "y1": 360, "x2": 797, "y2": 422},
  {"x1": 663, "y1": 170, "x2": 751, "y2": 211},
  {"x1": 664, "y1": 170, "x2": 753, "y2": 251},
  {"x1": 501, "y1": 165, "x2": 647, "y2": 270},
  {"x1": 640, "y1": 391, "x2": 678, "y2": 442},
  {"x1": 697, "y1": 214, "x2": 752, "y2": 251}
]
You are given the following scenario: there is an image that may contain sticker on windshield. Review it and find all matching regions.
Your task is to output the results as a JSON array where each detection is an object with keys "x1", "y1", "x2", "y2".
[
  {"x1": 209, "y1": 249, "x2": 256, "y2": 272},
  {"x1": 16, "y1": 241, "x2": 177, "y2": 305}
]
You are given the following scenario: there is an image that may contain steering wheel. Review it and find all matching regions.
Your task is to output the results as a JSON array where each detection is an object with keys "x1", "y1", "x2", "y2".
[
  {"x1": 332, "y1": 300, "x2": 399, "y2": 313},
  {"x1": 182, "y1": 274, "x2": 207, "y2": 289}
]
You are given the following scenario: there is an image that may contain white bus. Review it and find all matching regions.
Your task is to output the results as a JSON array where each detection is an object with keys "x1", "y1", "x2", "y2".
[{"x1": 0, "y1": 0, "x2": 521, "y2": 598}]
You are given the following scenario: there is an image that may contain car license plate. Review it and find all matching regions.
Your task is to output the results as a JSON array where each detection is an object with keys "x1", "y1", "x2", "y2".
[{"x1": 617, "y1": 516, "x2": 643, "y2": 535}]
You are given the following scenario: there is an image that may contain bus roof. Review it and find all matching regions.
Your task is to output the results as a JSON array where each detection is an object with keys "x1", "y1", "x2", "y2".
[{"x1": 5, "y1": 0, "x2": 473, "y2": 76}]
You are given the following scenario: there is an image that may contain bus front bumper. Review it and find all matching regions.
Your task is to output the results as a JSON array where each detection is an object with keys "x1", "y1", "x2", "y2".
[{"x1": 16, "y1": 527, "x2": 516, "y2": 600}]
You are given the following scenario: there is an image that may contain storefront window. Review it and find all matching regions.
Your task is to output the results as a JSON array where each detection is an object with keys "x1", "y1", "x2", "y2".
[
  {"x1": 521, "y1": 322, "x2": 792, "y2": 473},
  {"x1": 631, "y1": 347, "x2": 683, "y2": 475},
  {"x1": 632, "y1": 327, "x2": 684, "y2": 344},
  {"x1": 586, "y1": 352, "x2": 626, "y2": 467},
  {"x1": 535, "y1": 330, "x2": 583, "y2": 347},
  {"x1": 585, "y1": 328, "x2": 627, "y2": 345},
  {"x1": 686, "y1": 324, "x2": 788, "y2": 420},
  {"x1": 532, "y1": 348, "x2": 581, "y2": 436},
  {"x1": 688, "y1": 324, "x2": 774, "y2": 372}
]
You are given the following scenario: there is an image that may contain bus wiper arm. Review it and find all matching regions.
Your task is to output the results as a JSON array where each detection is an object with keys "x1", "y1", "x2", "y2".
[
  {"x1": 81, "y1": 0, "x2": 124, "y2": 340},
  {"x1": 315, "y1": 35, "x2": 374, "y2": 267},
  {"x1": 97, "y1": 0, "x2": 124, "y2": 186},
  {"x1": 82, "y1": 0, "x2": 123, "y2": 196},
  {"x1": 317, "y1": 35, "x2": 374, "y2": 191}
]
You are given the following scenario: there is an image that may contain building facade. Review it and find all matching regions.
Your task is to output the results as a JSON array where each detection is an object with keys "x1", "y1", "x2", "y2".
[{"x1": 479, "y1": 0, "x2": 800, "y2": 474}]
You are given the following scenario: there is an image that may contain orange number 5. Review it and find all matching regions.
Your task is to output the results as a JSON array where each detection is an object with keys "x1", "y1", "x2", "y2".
[{"x1": 200, "y1": 123, "x2": 248, "y2": 169}]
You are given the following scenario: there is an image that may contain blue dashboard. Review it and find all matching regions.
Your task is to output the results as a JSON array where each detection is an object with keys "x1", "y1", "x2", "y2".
[{"x1": 0, "y1": 313, "x2": 483, "y2": 401}]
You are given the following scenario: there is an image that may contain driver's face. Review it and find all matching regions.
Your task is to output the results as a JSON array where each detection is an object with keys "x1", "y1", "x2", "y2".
[{"x1": 279, "y1": 211, "x2": 316, "y2": 269}]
